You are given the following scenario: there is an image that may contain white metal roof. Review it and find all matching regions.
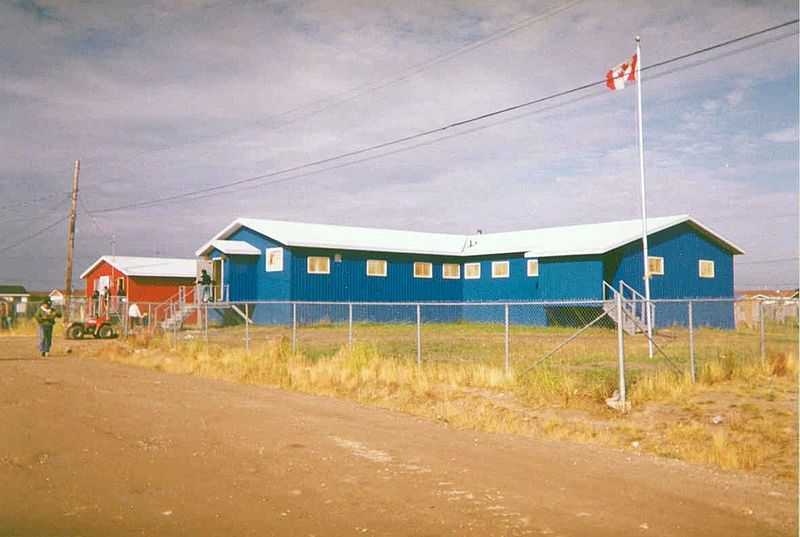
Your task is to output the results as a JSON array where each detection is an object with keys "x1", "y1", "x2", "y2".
[
  {"x1": 80, "y1": 256, "x2": 197, "y2": 279},
  {"x1": 195, "y1": 215, "x2": 743, "y2": 258},
  {"x1": 210, "y1": 240, "x2": 261, "y2": 256},
  {"x1": 196, "y1": 218, "x2": 467, "y2": 257}
]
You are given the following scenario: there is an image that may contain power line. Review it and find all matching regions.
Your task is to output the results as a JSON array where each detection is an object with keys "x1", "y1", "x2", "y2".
[
  {"x1": 3, "y1": 195, "x2": 69, "y2": 240},
  {"x1": 0, "y1": 215, "x2": 68, "y2": 253},
  {"x1": 737, "y1": 257, "x2": 799, "y2": 266},
  {"x1": 88, "y1": 18, "x2": 799, "y2": 215},
  {"x1": 78, "y1": 197, "x2": 114, "y2": 243},
  {"x1": 80, "y1": 0, "x2": 586, "y2": 167},
  {"x1": 0, "y1": 191, "x2": 70, "y2": 212}
]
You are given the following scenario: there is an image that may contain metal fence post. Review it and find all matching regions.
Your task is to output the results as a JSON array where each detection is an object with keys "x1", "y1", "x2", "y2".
[
  {"x1": 244, "y1": 303, "x2": 250, "y2": 352},
  {"x1": 416, "y1": 304, "x2": 421, "y2": 368},
  {"x1": 615, "y1": 290, "x2": 627, "y2": 406},
  {"x1": 204, "y1": 303, "x2": 209, "y2": 348},
  {"x1": 688, "y1": 300, "x2": 696, "y2": 383},
  {"x1": 292, "y1": 302, "x2": 297, "y2": 355},
  {"x1": 504, "y1": 303, "x2": 510, "y2": 374},
  {"x1": 348, "y1": 303, "x2": 353, "y2": 351},
  {"x1": 759, "y1": 299, "x2": 766, "y2": 365},
  {"x1": 172, "y1": 305, "x2": 177, "y2": 349}
]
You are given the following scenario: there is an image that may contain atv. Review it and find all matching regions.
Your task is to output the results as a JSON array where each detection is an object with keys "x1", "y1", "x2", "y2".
[{"x1": 65, "y1": 315, "x2": 117, "y2": 340}]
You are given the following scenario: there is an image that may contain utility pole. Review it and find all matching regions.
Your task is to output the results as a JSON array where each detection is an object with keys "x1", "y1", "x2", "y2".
[{"x1": 64, "y1": 159, "x2": 80, "y2": 322}]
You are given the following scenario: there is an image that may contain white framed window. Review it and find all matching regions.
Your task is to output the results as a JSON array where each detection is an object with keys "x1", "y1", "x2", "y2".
[
  {"x1": 265, "y1": 247, "x2": 284, "y2": 272},
  {"x1": 367, "y1": 259, "x2": 387, "y2": 277},
  {"x1": 492, "y1": 261, "x2": 510, "y2": 278},
  {"x1": 442, "y1": 263, "x2": 460, "y2": 279},
  {"x1": 413, "y1": 262, "x2": 432, "y2": 279},
  {"x1": 464, "y1": 262, "x2": 481, "y2": 280},
  {"x1": 648, "y1": 256, "x2": 664, "y2": 276},
  {"x1": 307, "y1": 256, "x2": 330, "y2": 274},
  {"x1": 699, "y1": 259, "x2": 715, "y2": 279},
  {"x1": 527, "y1": 259, "x2": 539, "y2": 277}
]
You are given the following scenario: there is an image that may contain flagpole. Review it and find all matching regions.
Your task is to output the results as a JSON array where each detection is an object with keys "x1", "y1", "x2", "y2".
[{"x1": 635, "y1": 35, "x2": 654, "y2": 359}]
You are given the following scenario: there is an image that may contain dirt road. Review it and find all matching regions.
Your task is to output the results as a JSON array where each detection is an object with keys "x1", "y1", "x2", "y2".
[{"x1": 0, "y1": 337, "x2": 796, "y2": 536}]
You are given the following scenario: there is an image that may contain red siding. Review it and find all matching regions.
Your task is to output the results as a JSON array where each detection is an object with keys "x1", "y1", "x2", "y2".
[
  {"x1": 128, "y1": 276, "x2": 195, "y2": 302},
  {"x1": 82, "y1": 260, "x2": 194, "y2": 303}
]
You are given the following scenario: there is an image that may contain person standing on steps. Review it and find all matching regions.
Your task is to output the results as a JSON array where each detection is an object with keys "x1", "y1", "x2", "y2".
[
  {"x1": 197, "y1": 269, "x2": 214, "y2": 303},
  {"x1": 35, "y1": 298, "x2": 61, "y2": 357}
]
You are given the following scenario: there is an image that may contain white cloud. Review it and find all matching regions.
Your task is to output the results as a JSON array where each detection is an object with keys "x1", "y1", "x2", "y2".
[
  {"x1": 0, "y1": 0, "x2": 797, "y2": 289},
  {"x1": 765, "y1": 127, "x2": 799, "y2": 143}
]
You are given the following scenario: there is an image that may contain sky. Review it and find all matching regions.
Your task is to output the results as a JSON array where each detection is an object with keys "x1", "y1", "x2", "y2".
[{"x1": 0, "y1": 0, "x2": 798, "y2": 292}]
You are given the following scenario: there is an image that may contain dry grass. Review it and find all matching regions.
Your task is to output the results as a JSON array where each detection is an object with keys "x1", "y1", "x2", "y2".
[
  {"x1": 84, "y1": 324, "x2": 798, "y2": 481},
  {"x1": 0, "y1": 319, "x2": 64, "y2": 338}
]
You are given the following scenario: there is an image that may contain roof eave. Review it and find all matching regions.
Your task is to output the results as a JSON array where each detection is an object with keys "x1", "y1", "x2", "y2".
[{"x1": 195, "y1": 218, "x2": 245, "y2": 257}]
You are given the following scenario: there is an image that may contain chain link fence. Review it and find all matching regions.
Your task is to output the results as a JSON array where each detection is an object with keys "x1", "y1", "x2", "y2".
[{"x1": 59, "y1": 297, "x2": 795, "y2": 380}]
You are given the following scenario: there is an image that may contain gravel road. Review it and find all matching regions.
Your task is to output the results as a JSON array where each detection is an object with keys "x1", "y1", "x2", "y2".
[{"x1": 0, "y1": 337, "x2": 796, "y2": 536}]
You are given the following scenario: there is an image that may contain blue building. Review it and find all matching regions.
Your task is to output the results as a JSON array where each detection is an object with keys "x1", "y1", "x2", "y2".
[{"x1": 195, "y1": 215, "x2": 743, "y2": 327}]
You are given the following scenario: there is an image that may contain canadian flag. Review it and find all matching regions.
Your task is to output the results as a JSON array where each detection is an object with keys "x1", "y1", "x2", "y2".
[{"x1": 606, "y1": 53, "x2": 637, "y2": 90}]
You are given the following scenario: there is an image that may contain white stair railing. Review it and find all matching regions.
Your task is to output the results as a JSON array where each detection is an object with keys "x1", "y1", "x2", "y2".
[{"x1": 602, "y1": 280, "x2": 655, "y2": 335}]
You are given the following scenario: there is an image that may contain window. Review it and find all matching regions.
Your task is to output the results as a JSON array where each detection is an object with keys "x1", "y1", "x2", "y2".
[
  {"x1": 367, "y1": 259, "x2": 387, "y2": 277},
  {"x1": 492, "y1": 261, "x2": 510, "y2": 278},
  {"x1": 464, "y1": 262, "x2": 481, "y2": 280},
  {"x1": 527, "y1": 259, "x2": 539, "y2": 277},
  {"x1": 699, "y1": 259, "x2": 715, "y2": 278},
  {"x1": 265, "y1": 247, "x2": 284, "y2": 272},
  {"x1": 334, "y1": 253, "x2": 342, "y2": 263},
  {"x1": 648, "y1": 256, "x2": 664, "y2": 276},
  {"x1": 307, "y1": 256, "x2": 330, "y2": 274},
  {"x1": 442, "y1": 263, "x2": 461, "y2": 279},
  {"x1": 413, "y1": 262, "x2": 432, "y2": 279},
  {"x1": 116, "y1": 277, "x2": 125, "y2": 294}
]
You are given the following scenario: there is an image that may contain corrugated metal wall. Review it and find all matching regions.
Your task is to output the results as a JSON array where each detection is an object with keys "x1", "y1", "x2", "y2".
[
  {"x1": 290, "y1": 248, "x2": 464, "y2": 303},
  {"x1": 604, "y1": 222, "x2": 736, "y2": 327},
  {"x1": 461, "y1": 255, "x2": 604, "y2": 302}
]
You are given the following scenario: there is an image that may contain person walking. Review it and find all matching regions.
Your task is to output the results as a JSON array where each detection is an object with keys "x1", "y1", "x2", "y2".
[{"x1": 35, "y1": 298, "x2": 61, "y2": 357}]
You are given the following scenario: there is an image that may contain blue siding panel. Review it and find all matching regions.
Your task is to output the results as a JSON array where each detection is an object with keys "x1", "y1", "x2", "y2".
[
  {"x1": 291, "y1": 248, "x2": 464, "y2": 303},
  {"x1": 604, "y1": 222, "x2": 735, "y2": 328},
  {"x1": 462, "y1": 255, "x2": 604, "y2": 302}
]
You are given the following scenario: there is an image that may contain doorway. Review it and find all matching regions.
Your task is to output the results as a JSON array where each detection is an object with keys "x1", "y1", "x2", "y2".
[{"x1": 212, "y1": 258, "x2": 224, "y2": 301}]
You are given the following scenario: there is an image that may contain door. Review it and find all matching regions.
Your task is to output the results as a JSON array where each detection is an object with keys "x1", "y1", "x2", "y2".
[{"x1": 212, "y1": 258, "x2": 224, "y2": 301}]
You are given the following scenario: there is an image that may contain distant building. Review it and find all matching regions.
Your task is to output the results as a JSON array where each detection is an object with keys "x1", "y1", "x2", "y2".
[
  {"x1": 48, "y1": 289, "x2": 64, "y2": 306},
  {"x1": 196, "y1": 214, "x2": 743, "y2": 327},
  {"x1": 735, "y1": 289, "x2": 799, "y2": 327},
  {"x1": 0, "y1": 285, "x2": 30, "y2": 324}
]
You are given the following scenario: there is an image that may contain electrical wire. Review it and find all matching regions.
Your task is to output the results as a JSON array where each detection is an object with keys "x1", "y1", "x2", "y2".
[
  {"x1": 80, "y1": 0, "x2": 586, "y2": 166},
  {"x1": 737, "y1": 257, "x2": 799, "y2": 266},
  {"x1": 0, "y1": 215, "x2": 68, "y2": 254},
  {"x1": 0, "y1": 191, "x2": 70, "y2": 211},
  {"x1": 88, "y1": 19, "x2": 799, "y2": 215}
]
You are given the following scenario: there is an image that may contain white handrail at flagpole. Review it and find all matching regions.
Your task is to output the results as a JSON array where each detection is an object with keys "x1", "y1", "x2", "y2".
[{"x1": 635, "y1": 36, "x2": 654, "y2": 359}]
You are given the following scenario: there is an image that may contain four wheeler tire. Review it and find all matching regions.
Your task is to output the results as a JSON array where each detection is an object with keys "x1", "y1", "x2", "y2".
[
  {"x1": 97, "y1": 324, "x2": 114, "y2": 339},
  {"x1": 67, "y1": 324, "x2": 84, "y2": 339}
]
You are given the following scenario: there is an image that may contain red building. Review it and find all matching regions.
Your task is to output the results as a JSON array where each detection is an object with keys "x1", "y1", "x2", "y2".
[{"x1": 80, "y1": 256, "x2": 197, "y2": 321}]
